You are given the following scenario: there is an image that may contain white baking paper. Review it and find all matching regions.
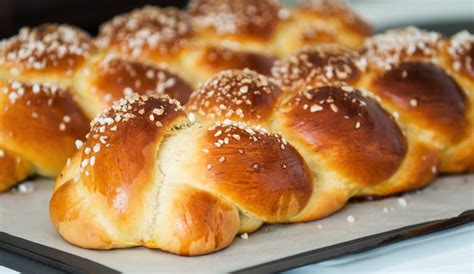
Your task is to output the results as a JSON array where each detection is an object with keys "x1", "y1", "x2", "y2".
[{"x1": 0, "y1": 174, "x2": 473, "y2": 272}]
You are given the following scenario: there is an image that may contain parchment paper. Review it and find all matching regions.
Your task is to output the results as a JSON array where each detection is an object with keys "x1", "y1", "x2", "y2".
[{"x1": 0, "y1": 174, "x2": 473, "y2": 273}]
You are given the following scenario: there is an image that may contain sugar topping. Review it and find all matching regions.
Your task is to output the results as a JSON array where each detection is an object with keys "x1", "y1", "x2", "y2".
[
  {"x1": 78, "y1": 94, "x2": 183, "y2": 175},
  {"x1": 286, "y1": 85, "x2": 372, "y2": 131},
  {"x1": 187, "y1": 69, "x2": 279, "y2": 121},
  {"x1": 272, "y1": 45, "x2": 365, "y2": 93},
  {"x1": 97, "y1": 6, "x2": 192, "y2": 57},
  {"x1": 2, "y1": 80, "x2": 62, "y2": 105},
  {"x1": 346, "y1": 215, "x2": 355, "y2": 223},
  {"x1": 207, "y1": 119, "x2": 289, "y2": 151},
  {"x1": 91, "y1": 94, "x2": 182, "y2": 136},
  {"x1": 0, "y1": 24, "x2": 92, "y2": 72},
  {"x1": 448, "y1": 31, "x2": 473, "y2": 75},
  {"x1": 398, "y1": 197, "x2": 408, "y2": 207},
  {"x1": 363, "y1": 27, "x2": 443, "y2": 71},
  {"x1": 188, "y1": 0, "x2": 282, "y2": 37}
]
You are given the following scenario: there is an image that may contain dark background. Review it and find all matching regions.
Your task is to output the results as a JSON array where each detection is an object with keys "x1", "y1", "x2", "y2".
[
  {"x1": 0, "y1": 0, "x2": 472, "y2": 39},
  {"x1": 0, "y1": 0, "x2": 188, "y2": 38}
]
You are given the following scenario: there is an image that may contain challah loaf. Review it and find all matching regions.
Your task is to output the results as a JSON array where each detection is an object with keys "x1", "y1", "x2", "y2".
[
  {"x1": 49, "y1": 28, "x2": 473, "y2": 256},
  {"x1": 50, "y1": 94, "x2": 314, "y2": 255}
]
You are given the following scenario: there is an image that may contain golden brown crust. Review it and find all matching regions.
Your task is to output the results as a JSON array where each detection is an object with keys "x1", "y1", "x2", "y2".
[
  {"x1": 369, "y1": 61, "x2": 467, "y2": 144},
  {"x1": 0, "y1": 80, "x2": 89, "y2": 178},
  {"x1": 79, "y1": 95, "x2": 186, "y2": 206},
  {"x1": 361, "y1": 27, "x2": 472, "y2": 172},
  {"x1": 356, "y1": 140, "x2": 439, "y2": 197},
  {"x1": 186, "y1": 69, "x2": 281, "y2": 124},
  {"x1": 204, "y1": 121, "x2": 313, "y2": 222},
  {"x1": 297, "y1": 0, "x2": 373, "y2": 37},
  {"x1": 96, "y1": 6, "x2": 192, "y2": 60},
  {"x1": 0, "y1": 149, "x2": 33, "y2": 191},
  {"x1": 198, "y1": 46, "x2": 275, "y2": 77},
  {"x1": 188, "y1": 0, "x2": 283, "y2": 40},
  {"x1": 87, "y1": 56, "x2": 193, "y2": 109},
  {"x1": 0, "y1": 24, "x2": 93, "y2": 77},
  {"x1": 49, "y1": 179, "x2": 115, "y2": 249},
  {"x1": 153, "y1": 184, "x2": 240, "y2": 255},
  {"x1": 277, "y1": 86, "x2": 407, "y2": 185},
  {"x1": 272, "y1": 44, "x2": 365, "y2": 93},
  {"x1": 50, "y1": 95, "x2": 191, "y2": 251}
]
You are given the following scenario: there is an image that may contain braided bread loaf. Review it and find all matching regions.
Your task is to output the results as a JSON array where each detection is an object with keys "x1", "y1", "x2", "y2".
[
  {"x1": 50, "y1": 94, "x2": 313, "y2": 255},
  {"x1": 50, "y1": 28, "x2": 473, "y2": 256},
  {"x1": 1, "y1": 1, "x2": 371, "y2": 191}
]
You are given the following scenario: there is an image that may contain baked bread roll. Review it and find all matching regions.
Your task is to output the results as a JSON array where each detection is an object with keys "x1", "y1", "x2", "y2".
[
  {"x1": 271, "y1": 0, "x2": 373, "y2": 56},
  {"x1": 270, "y1": 29, "x2": 473, "y2": 173},
  {"x1": 50, "y1": 94, "x2": 314, "y2": 255},
  {"x1": 0, "y1": 24, "x2": 91, "y2": 191},
  {"x1": 187, "y1": 0, "x2": 284, "y2": 52},
  {"x1": 73, "y1": 55, "x2": 194, "y2": 116},
  {"x1": 439, "y1": 31, "x2": 474, "y2": 171},
  {"x1": 95, "y1": 6, "x2": 192, "y2": 68},
  {"x1": 186, "y1": 0, "x2": 282, "y2": 82},
  {"x1": 361, "y1": 27, "x2": 473, "y2": 172}
]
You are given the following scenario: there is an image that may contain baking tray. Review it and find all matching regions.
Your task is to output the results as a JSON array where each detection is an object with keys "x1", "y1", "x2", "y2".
[{"x1": 0, "y1": 174, "x2": 472, "y2": 273}]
